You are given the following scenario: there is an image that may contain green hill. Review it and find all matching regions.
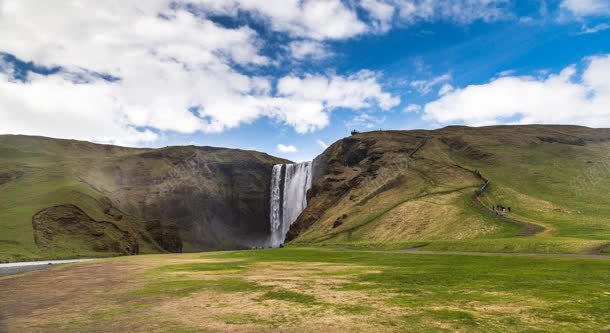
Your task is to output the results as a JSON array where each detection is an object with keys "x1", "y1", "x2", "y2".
[
  {"x1": 0, "y1": 135, "x2": 288, "y2": 262},
  {"x1": 2, "y1": 125, "x2": 610, "y2": 262},
  {"x1": 287, "y1": 125, "x2": 610, "y2": 255}
]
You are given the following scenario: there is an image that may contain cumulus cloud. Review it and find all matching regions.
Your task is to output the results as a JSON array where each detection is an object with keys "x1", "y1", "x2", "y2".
[
  {"x1": 0, "y1": 0, "x2": 522, "y2": 146},
  {"x1": 193, "y1": 0, "x2": 368, "y2": 40},
  {"x1": 0, "y1": 1, "x2": 400, "y2": 145},
  {"x1": 410, "y1": 72, "x2": 452, "y2": 95},
  {"x1": 404, "y1": 104, "x2": 422, "y2": 113},
  {"x1": 275, "y1": 70, "x2": 400, "y2": 133},
  {"x1": 346, "y1": 112, "x2": 387, "y2": 130},
  {"x1": 396, "y1": 0, "x2": 512, "y2": 24},
  {"x1": 184, "y1": 0, "x2": 514, "y2": 40},
  {"x1": 561, "y1": 0, "x2": 610, "y2": 16},
  {"x1": 360, "y1": 0, "x2": 396, "y2": 32},
  {"x1": 580, "y1": 23, "x2": 610, "y2": 34},
  {"x1": 287, "y1": 40, "x2": 333, "y2": 60},
  {"x1": 277, "y1": 144, "x2": 298, "y2": 153},
  {"x1": 423, "y1": 54, "x2": 610, "y2": 127},
  {"x1": 438, "y1": 83, "x2": 455, "y2": 96}
]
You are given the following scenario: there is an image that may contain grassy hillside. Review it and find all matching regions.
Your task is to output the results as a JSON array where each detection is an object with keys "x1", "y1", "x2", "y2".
[
  {"x1": 0, "y1": 135, "x2": 287, "y2": 262},
  {"x1": 2, "y1": 125, "x2": 610, "y2": 261},
  {"x1": 289, "y1": 125, "x2": 610, "y2": 255}
]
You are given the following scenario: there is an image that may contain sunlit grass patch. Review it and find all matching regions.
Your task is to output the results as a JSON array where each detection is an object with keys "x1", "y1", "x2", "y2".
[
  {"x1": 217, "y1": 313, "x2": 270, "y2": 325},
  {"x1": 157, "y1": 261, "x2": 248, "y2": 274},
  {"x1": 428, "y1": 309, "x2": 479, "y2": 326},
  {"x1": 258, "y1": 289, "x2": 317, "y2": 304},
  {"x1": 331, "y1": 304, "x2": 372, "y2": 314},
  {"x1": 132, "y1": 278, "x2": 264, "y2": 297}
]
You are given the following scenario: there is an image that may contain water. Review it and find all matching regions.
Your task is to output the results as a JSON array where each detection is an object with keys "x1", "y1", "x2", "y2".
[
  {"x1": 269, "y1": 161, "x2": 312, "y2": 247},
  {"x1": 0, "y1": 259, "x2": 95, "y2": 275},
  {"x1": 269, "y1": 164, "x2": 284, "y2": 247}
]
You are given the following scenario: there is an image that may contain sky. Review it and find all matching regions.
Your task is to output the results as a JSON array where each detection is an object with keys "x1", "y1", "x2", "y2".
[{"x1": 0, "y1": 0, "x2": 609, "y2": 162}]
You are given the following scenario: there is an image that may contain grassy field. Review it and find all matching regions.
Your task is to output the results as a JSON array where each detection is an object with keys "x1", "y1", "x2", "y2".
[{"x1": 1, "y1": 248, "x2": 609, "y2": 332}]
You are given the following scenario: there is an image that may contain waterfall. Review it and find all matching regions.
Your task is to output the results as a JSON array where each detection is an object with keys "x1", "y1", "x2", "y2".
[
  {"x1": 269, "y1": 164, "x2": 283, "y2": 247},
  {"x1": 269, "y1": 161, "x2": 312, "y2": 247}
]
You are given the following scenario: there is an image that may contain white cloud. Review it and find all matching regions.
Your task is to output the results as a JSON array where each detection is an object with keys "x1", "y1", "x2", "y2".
[
  {"x1": 316, "y1": 139, "x2": 329, "y2": 149},
  {"x1": 438, "y1": 83, "x2": 455, "y2": 96},
  {"x1": 423, "y1": 54, "x2": 610, "y2": 127},
  {"x1": 193, "y1": 0, "x2": 368, "y2": 40},
  {"x1": 410, "y1": 72, "x2": 452, "y2": 95},
  {"x1": 496, "y1": 69, "x2": 517, "y2": 77},
  {"x1": 0, "y1": 58, "x2": 16, "y2": 80},
  {"x1": 346, "y1": 112, "x2": 387, "y2": 130},
  {"x1": 360, "y1": 0, "x2": 396, "y2": 32},
  {"x1": 277, "y1": 144, "x2": 298, "y2": 153},
  {"x1": 396, "y1": 0, "x2": 512, "y2": 24},
  {"x1": 404, "y1": 104, "x2": 422, "y2": 113},
  {"x1": 580, "y1": 23, "x2": 610, "y2": 34},
  {"x1": 287, "y1": 40, "x2": 333, "y2": 60},
  {"x1": 0, "y1": 1, "x2": 399, "y2": 145},
  {"x1": 561, "y1": 0, "x2": 610, "y2": 16},
  {"x1": 275, "y1": 70, "x2": 400, "y2": 133},
  {"x1": 191, "y1": 0, "x2": 514, "y2": 41}
]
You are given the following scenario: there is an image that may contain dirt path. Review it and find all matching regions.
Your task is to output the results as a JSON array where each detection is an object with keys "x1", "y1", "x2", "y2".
[
  {"x1": 0, "y1": 261, "x2": 146, "y2": 332},
  {"x1": 330, "y1": 247, "x2": 610, "y2": 259}
]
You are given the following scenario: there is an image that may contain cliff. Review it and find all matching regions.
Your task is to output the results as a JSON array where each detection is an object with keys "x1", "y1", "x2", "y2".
[{"x1": 0, "y1": 135, "x2": 289, "y2": 261}]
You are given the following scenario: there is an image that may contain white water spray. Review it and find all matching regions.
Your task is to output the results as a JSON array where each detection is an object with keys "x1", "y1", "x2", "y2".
[{"x1": 269, "y1": 161, "x2": 312, "y2": 247}]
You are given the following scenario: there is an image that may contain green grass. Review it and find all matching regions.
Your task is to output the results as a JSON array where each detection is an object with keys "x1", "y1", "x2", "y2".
[
  {"x1": 132, "y1": 278, "x2": 264, "y2": 297},
  {"x1": 422, "y1": 237, "x2": 608, "y2": 254},
  {"x1": 6, "y1": 248, "x2": 610, "y2": 331},
  {"x1": 302, "y1": 241, "x2": 429, "y2": 251},
  {"x1": 196, "y1": 249, "x2": 610, "y2": 331},
  {"x1": 470, "y1": 143, "x2": 610, "y2": 240},
  {"x1": 156, "y1": 261, "x2": 248, "y2": 273},
  {"x1": 258, "y1": 289, "x2": 317, "y2": 304},
  {"x1": 217, "y1": 313, "x2": 270, "y2": 325}
]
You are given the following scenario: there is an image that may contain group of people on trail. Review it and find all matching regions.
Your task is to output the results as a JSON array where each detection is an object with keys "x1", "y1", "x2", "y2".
[{"x1": 494, "y1": 204, "x2": 511, "y2": 217}]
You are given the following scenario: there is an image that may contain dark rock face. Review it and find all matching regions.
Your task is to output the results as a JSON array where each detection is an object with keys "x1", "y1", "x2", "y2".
[
  {"x1": 145, "y1": 220, "x2": 182, "y2": 253},
  {"x1": 32, "y1": 205, "x2": 138, "y2": 255},
  {"x1": 440, "y1": 137, "x2": 491, "y2": 160},
  {"x1": 0, "y1": 170, "x2": 23, "y2": 186},
  {"x1": 537, "y1": 136, "x2": 587, "y2": 146},
  {"x1": 83, "y1": 146, "x2": 289, "y2": 250},
  {"x1": 286, "y1": 132, "x2": 422, "y2": 242}
]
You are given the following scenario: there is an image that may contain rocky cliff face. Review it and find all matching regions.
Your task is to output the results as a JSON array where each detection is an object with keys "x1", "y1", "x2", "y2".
[
  {"x1": 0, "y1": 135, "x2": 288, "y2": 260},
  {"x1": 83, "y1": 145, "x2": 290, "y2": 249},
  {"x1": 286, "y1": 131, "x2": 427, "y2": 242}
]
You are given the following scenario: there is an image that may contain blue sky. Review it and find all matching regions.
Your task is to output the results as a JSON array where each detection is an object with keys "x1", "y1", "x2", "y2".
[{"x1": 1, "y1": 0, "x2": 609, "y2": 161}]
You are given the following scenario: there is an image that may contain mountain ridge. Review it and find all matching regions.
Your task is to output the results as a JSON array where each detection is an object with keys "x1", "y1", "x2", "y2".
[{"x1": 2, "y1": 124, "x2": 610, "y2": 261}]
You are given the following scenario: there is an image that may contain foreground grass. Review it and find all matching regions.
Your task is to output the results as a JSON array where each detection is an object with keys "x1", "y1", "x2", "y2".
[{"x1": 2, "y1": 248, "x2": 609, "y2": 332}]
